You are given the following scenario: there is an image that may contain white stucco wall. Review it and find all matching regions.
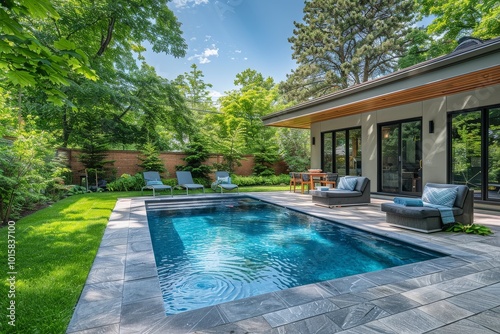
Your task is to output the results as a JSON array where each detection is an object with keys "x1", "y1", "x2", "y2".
[{"x1": 311, "y1": 84, "x2": 500, "y2": 193}]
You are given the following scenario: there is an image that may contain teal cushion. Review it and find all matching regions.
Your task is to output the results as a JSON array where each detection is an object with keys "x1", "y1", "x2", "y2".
[
  {"x1": 338, "y1": 177, "x2": 357, "y2": 191},
  {"x1": 422, "y1": 186, "x2": 458, "y2": 207},
  {"x1": 147, "y1": 180, "x2": 163, "y2": 186},
  {"x1": 217, "y1": 176, "x2": 230, "y2": 184}
]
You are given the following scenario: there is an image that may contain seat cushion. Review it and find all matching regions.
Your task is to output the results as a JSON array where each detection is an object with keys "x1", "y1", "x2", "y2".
[
  {"x1": 311, "y1": 189, "x2": 362, "y2": 198},
  {"x1": 381, "y1": 203, "x2": 463, "y2": 218}
]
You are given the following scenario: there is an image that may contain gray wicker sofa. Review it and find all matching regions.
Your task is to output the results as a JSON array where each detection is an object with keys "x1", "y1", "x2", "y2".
[
  {"x1": 311, "y1": 176, "x2": 370, "y2": 207},
  {"x1": 381, "y1": 183, "x2": 474, "y2": 233}
]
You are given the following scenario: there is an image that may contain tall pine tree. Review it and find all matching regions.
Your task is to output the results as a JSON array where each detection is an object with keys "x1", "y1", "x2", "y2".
[{"x1": 282, "y1": 0, "x2": 416, "y2": 102}]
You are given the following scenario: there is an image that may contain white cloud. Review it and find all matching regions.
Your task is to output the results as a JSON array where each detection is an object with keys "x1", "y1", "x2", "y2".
[
  {"x1": 235, "y1": 50, "x2": 242, "y2": 53},
  {"x1": 172, "y1": 0, "x2": 209, "y2": 8},
  {"x1": 189, "y1": 45, "x2": 219, "y2": 64}
]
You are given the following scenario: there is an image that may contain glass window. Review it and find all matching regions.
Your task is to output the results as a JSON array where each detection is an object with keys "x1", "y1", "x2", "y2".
[
  {"x1": 322, "y1": 132, "x2": 333, "y2": 172},
  {"x1": 488, "y1": 108, "x2": 500, "y2": 201},
  {"x1": 450, "y1": 111, "x2": 482, "y2": 197},
  {"x1": 336, "y1": 132, "x2": 346, "y2": 176},
  {"x1": 349, "y1": 128, "x2": 362, "y2": 176},
  {"x1": 321, "y1": 127, "x2": 361, "y2": 175}
]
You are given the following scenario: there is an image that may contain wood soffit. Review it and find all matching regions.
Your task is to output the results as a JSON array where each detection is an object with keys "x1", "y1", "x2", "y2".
[{"x1": 267, "y1": 65, "x2": 500, "y2": 129}]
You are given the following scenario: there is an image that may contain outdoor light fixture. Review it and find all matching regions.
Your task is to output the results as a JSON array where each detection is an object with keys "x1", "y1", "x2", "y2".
[
  {"x1": 312, "y1": 137, "x2": 316, "y2": 145},
  {"x1": 429, "y1": 120, "x2": 435, "y2": 134}
]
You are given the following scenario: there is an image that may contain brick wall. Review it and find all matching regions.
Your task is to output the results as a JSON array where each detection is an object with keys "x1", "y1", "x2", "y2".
[{"x1": 58, "y1": 148, "x2": 288, "y2": 185}]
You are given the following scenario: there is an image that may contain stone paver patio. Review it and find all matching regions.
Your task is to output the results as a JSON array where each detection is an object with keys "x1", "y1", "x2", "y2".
[{"x1": 66, "y1": 192, "x2": 500, "y2": 334}]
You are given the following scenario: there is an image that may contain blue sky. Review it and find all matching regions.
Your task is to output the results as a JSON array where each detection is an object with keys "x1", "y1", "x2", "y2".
[{"x1": 144, "y1": 0, "x2": 305, "y2": 99}]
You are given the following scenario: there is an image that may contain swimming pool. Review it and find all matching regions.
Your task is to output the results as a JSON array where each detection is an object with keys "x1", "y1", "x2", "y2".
[{"x1": 146, "y1": 196, "x2": 444, "y2": 315}]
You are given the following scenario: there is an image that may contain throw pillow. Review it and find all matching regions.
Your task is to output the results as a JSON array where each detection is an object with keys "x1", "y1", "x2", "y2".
[
  {"x1": 422, "y1": 186, "x2": 458, "y2": 207},
  {"x1": 147, "y1": 180, "x2": 163, "y2": 186},
  {"x1": 338, "y1": 177, "x2": 357, "y2": 190},
  {"x1": 217, "y1": 176, "x2": 230, "y2": 184}
]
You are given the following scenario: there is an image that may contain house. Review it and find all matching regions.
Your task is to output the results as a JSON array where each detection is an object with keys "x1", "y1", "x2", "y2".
[{"x1": 263, "y1": 37, "x2": 500, "y2": 204}]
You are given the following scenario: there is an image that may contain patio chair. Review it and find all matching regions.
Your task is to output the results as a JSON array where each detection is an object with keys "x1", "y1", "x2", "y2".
[
  {"x1": 300, "y1": 173, "x2": 311, "y2": 194},
  {"x1": 320, "y1": 172, "x2": 338, "y2": 188},
  {"x1": 141, "y1": 171, "x2": 173, "y2": 197},
  {"x1": 212, "y1": 171, "x2": 239, "y2": 193},
  {"x1": 175, "y1": 171, "x2": 205, "y2": 195},
  {"x1": 289, "y1": 172, "x2": 302, "y2": 192}
]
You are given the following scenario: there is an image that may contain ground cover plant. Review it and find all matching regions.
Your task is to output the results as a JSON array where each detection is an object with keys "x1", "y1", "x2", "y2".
[{"x1": 0, "y1": 186, "x2": 288, "y2": 332}]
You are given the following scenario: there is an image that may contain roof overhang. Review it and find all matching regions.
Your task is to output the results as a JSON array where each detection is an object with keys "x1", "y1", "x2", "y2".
[{"x1": 263, "y1": 39, "x2": 500, "y2": 129}]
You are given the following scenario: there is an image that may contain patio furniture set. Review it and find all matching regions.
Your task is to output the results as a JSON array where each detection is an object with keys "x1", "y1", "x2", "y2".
[{"x1": 291, "y1": 170, "x2": 474, "y2": 233}]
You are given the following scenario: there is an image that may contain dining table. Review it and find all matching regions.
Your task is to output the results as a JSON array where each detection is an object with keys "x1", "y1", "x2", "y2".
[{"x1": 300, "y1": 172, "x2": 328, "y2": 193}]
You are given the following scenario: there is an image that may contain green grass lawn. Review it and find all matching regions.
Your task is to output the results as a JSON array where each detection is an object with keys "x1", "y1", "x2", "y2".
[{"x1": 0, "y1": 186, "x2": 288, "y2": 333}]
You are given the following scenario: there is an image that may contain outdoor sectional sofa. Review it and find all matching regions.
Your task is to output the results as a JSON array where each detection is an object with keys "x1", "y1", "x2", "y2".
[
  {"x1": 311, "y1": 176, "x2": 371, "y2": 207},
  {"x1": 381, "y1": 183, "x2": 474, "y2": 233}
]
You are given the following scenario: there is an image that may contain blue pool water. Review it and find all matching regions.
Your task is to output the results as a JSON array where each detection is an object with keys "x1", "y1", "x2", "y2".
[{"x1": 146, "y1": 197, "x2": 444, "y2": 315}]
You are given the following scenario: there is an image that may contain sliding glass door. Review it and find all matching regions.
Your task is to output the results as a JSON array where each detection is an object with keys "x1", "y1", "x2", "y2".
[
  {"x1": 450, "y1": 105, "x2": 500, "y2": 201},
  {"x1": 379, "y1": 119, "x2": 422, "y2": 195}
]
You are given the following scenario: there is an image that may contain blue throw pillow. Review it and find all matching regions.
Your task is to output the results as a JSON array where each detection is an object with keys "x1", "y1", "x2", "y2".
[
  {"x1": 147, "y1": 180, "x2": 163, "y2": 186},
  {"x1": 338, "y1": 177, "x2": 357, "y2": 191},
  {"x1": 422, "y1": 186, "x2": 458, "y2": 207}
]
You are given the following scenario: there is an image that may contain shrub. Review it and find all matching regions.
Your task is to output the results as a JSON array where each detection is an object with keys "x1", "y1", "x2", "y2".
[
  {"x1": 232, "y1": 174, "x2": 290, "y2": 186},
  {"x1": 106, "y1": 173, "x2": 144, "y2": 191}
]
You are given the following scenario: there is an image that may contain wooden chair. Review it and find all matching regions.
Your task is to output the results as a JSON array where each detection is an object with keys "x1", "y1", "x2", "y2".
[
  {"x1": 320, "y1": 172, "x2": 338, "y2": 188},
  {"x1": 300, "y1": 173, "x2": 311, "y2": 193},
  {"x1": 289, "y1": 172, "x2": 302, "y2": 192}
]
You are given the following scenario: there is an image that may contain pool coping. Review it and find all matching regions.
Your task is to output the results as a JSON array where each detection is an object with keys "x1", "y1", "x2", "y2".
[{"x1": 66, "y1": 193, "x2": 500, "y2": 334}]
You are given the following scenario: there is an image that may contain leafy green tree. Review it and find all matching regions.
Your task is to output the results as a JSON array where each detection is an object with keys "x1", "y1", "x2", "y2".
[
  {"x1": 253, "y1": 132, "x2": 280, "y2": 176},
  {"x1": 0, "y1": 0, "x2": 96, "y2": 105},
  {"x1": 401, "y1": 0, "x2": 500, "y2": 68},
  {"x1": 418, "y1": 0, "x2": 500, "y2": 42},
  {"x1": 218, "y1": 69, "x2": 279, "y2": 152},
  {"x1": 397, "y1": 28, "x2": 452, "y2": 69},
  {"x1": 283, "y1": 0, "x2": 416, "y2": 102},
  {"x1": 277, "y1": 128, "x2": 311, "y2": 172},
  {"x1": 138, "y1": 142, "x2": 166, "y2": 174},
  {"x1": 0, "y1": 122, "x2": 65, "y2": 224},
  {"x1": 207, "y1": 125, "x2": 246, "y2": 174}
]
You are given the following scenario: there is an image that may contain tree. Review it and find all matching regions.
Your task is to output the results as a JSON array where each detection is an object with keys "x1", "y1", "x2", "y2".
[
  {"x1": 0, "y1": 0, "x2": 96, "y2": 105},
  {"x1": 0, "y1": 122, "x2": 64, "y2": 224},
  {"x1": 174, "y1": 64, "x2": 215, "y2": 115},
  {"x1": 176, "y1": 136, "x2": 212, "y2": 181},
  {"x1": 283, "y1": 0, "x2": 416, "y2": 102},
  {"x1": 253, "y1": 132, "x2": 280, "y2": 176},
  {"x1": 138, "y1": 142, "x2": 166, "y2": 174},
  {"x1": 277, "y1": 128, "x2": 311, "y2": 172},
  {"x1": 418, "y1": 0, "x2": 500, "y2": 43},
  {"x1": 218, "y1": 69, "x2": 279, "y2": 152},
  {"x1": 7, "y1": 0, "x2": 190, "y2": 150}
]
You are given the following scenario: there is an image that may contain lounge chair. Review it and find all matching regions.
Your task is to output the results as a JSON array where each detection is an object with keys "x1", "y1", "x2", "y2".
[
  {"x1": 310, "y1": 176, "x2": 371, "y2": 207},
  {"x1": 175, "y1": 171, "x2": 205, "y2": 195},
  {"x1": 381, "y1": 183, "x2": 473, "y2": 233},
  {"x1": 212, "y1": 171, "x2": 239, "y2": 193},
  {"x1": 141, "y1": 171, "x2": 173, "y2": 197}
]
